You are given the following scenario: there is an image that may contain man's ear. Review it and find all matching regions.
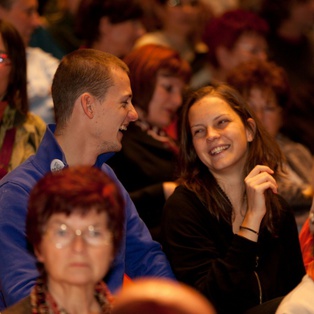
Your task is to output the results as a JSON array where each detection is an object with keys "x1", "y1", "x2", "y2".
[
  {"x1": 81, "y1": 93, "x2": 95, "y2": 119},
  {"x1": 246, "y1": 118, "x2": 256, "y2": 142}
]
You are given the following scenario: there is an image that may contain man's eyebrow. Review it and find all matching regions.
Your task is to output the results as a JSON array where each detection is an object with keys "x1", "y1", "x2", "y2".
[{"x1": 121, "y1": 94, "x2": 132, "y2": 100}]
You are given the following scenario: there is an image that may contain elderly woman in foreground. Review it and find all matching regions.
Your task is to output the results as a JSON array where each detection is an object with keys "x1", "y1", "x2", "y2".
[{"x1": 3, "y1": 166, "x2": 124, "y2": 313}]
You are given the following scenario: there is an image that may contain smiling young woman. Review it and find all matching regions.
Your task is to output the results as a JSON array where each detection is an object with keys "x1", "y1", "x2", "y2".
[{"x1": 161, "y1": 83, "x2": 305, "y2": 314}]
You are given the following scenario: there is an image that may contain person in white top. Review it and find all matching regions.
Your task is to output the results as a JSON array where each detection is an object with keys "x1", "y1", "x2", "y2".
[{"x1": 276, "y1": 197, "x2": 314, "y2": 314}]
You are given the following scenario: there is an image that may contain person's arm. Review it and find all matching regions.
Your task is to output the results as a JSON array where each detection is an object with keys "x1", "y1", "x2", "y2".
[
  {"x1": 239, "y1": 165, "x2": 278, "y2": 241},
  {"x1": 277, "y1": 140, "x2": 313, "y2": 211},
  {"x1": 129, "y1": 182, "x2": 177, "y2": 229},
  {"x1": 0, "y1": 182, "x2": 39, "y2": 310}
]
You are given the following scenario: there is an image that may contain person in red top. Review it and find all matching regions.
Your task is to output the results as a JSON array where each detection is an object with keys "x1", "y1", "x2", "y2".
[{"x1": 299, "y1": 199, "x2": 314, "y2": 272}]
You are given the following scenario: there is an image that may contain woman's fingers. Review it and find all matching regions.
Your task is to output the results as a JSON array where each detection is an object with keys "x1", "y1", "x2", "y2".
[
  {"x1": 245, "y1": 171, "x2": 278, "y2": 194},
  {"x1": 245, "y1": 165, "x2": 278, "y2": 193},
  {"x1": 244, "y1": 165, "x2": 278, "y2": 217}
]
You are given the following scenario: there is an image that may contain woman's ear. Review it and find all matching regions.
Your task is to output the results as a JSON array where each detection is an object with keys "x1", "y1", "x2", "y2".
[
  {"x1": 216, "y1": 46, "x2": 233, "y2": 70},
  {"x1": 34, "y1": 245, "x2": 44, "y2": 263},
  {"x1": 246, "y1": 118, "x2": 256, "y2": 143},
  {"x1": 81, "y1": 93, "x2": 95, "y2": 119},
  {"x1": 99, "y1": 16, "x2": 111, "y2": 35}
]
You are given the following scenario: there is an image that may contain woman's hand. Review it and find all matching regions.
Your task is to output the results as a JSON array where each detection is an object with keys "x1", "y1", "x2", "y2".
[
  {"x1": 239, "y1": 165, "x2": 278, "y2": 241},
  {"x1": 245, "y1": 165, "x2": 278, "y2": 218}
]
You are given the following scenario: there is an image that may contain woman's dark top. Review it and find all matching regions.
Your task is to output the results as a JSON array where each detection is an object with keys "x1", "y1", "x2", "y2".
[
  {"x1": 107, "y1": 122, "x2": 179, "y2": 241},
  {"x1": 162, "y1": 185, "x2": 305, "y2": 314}
]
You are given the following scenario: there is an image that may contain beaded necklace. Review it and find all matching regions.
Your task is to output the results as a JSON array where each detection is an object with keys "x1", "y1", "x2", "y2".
[{"x1": 30, "y1": 277, "x2": 113, "y2": 313}]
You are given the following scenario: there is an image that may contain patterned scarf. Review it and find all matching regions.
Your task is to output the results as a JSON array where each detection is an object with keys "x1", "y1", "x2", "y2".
[
  {"x1": 30, "y1": 277, "x2": 113, "y2": 313},
  {"x1": 0, "y1": 102, "x2": 17, "y2": 178},
  {"x1": 135, "y1": 120, "x2": 179, "y2": 155}
]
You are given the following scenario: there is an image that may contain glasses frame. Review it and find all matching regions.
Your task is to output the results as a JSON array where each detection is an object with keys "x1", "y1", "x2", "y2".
[
  {"x1": 0, "y1": 53, "x2": 11, "y2": 66},
  {"x1": 44, "y1": 223, "x2": 112, "y2": 249}
]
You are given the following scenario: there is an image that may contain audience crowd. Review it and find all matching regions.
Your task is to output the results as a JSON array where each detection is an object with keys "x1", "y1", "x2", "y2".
[{"x1": 0, "y1": 0, "x2": 313, "y2": 313}]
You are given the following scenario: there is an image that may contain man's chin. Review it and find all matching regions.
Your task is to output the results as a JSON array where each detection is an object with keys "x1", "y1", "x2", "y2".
[{"x1": 111, "y1": 142, "x2": 123, "y2": 153}]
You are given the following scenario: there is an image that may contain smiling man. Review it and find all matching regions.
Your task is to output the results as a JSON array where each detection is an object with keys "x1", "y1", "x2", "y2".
[{"x1": 0, "y1": 49, "x2": 175, "y2": 311}]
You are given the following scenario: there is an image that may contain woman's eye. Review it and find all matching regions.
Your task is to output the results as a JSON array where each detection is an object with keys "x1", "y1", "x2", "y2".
[
  {"x1": 193, "y1": 129, "x2": 204, "y2": 136},
  {"x1": 88, "y1": 230, "x2": 102, "y2": 238},
  {"x1": 162, "y1": 85, "x2": 173, "y2": 93},
  {"x1": 55, "y1": 228, "x2": 69, "y2": 238},
  {"x1": 218, "y1": 119, "x2": 229, "y2": 126}
]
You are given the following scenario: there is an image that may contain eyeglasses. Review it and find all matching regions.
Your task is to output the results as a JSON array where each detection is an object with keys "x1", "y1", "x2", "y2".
[
  {"x1": 251, "y1": 105, "x2": 282, "y2": 115},
  {"x1": 236, "y1": 43, "x2": 268, "y2": 58},
  {"x1": 0, "y1": 53, "x2": 11, "y2": 66},
  {"x1": 167, "y1": 0, "x2": 199, "y2": 8},
  {"x1": 44, "y1": 223, "x2": 112, "y2": 249}
]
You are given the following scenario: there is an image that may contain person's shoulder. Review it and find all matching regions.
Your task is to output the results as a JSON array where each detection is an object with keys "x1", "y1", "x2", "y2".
[
  {"x1": 26, "y1": 47, "x2": 60, "y2": 66},
  {"x1": 276, "y1": 275, "x2": 314, "y2": 313},
  {"x1": 0, "y1": 157, "x2": 42, "y2": 193},
  {"x1": 277, "y1": 134, "x2": 313, "y2": 158},
  {"x1": 24, "y1": 112, "x2": 46, "y2": 125},
  {"x1": 2, "y1": 295, "x2": 32, "y2": 314},
  {"x1": 121, "y1": 122, "x2": 142, "y2": 139},
  {"x1": 165, "y1": 185, "x2": 202, "y2": 210},
  {"x1": 172, "y1": 185, "x2": 197, "y2": 198},
  {"x1": 22, "y1": 113, "x2": 47, "y2": 135}
]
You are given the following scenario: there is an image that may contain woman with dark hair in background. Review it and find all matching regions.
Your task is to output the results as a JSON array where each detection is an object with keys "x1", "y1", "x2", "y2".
[
  {"x1": 259, "y1": 0, "x2": 314, "y2": 154},
  {"x1": 135, "y1": 0, "x2": 212, "y2": 89},
  {"x1": 202, "y1": 8, "x2": 269, "y2": 84},
  {"x1": 0, "y1": 19, "x2": 45, "y2": 179},
  {"x1": 107, "y1": 44, "x2": 191, "y2": 241},
  {"x1": 75, "y1": 0, "x2": 146, "y2": 58},
  {"x1": 226, "y1": 59, "x2": 313, "y2": 228}
]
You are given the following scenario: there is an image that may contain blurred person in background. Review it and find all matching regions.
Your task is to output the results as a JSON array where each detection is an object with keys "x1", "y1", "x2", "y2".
[
  {"x1": 0, "y1": 19, "x2": 45, "y2": 179},
  {"x1": 107, "y1": 44, "x2": 191, "y2": 241},
  {"x1": 0, "y1": 0, "x2": 59, "y2": 124},
  {"x1": 75, "y1": 0, "x2": 146, "y2": 59},
  {"x1": 135, "y1": 0, "x2": 212, "y2": 89},
  {"x1": 226, "y1": 59, "x2": 313, "y2": 229},
  {"x1": 113, "y1": 278, "x2": 217, "y2": 314},
  {"x1": 202, "y1": 9, "x2": 268, "y2": 85},
  {"x1": 260, "y1": 0, "x2": 314, "y2": 154},
  {"x1": 276, "y1": 178, "x2": 314, "y2": 313},
  {"x1": 29, "y1": 0, "x2": 82, "y2": 58}
]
